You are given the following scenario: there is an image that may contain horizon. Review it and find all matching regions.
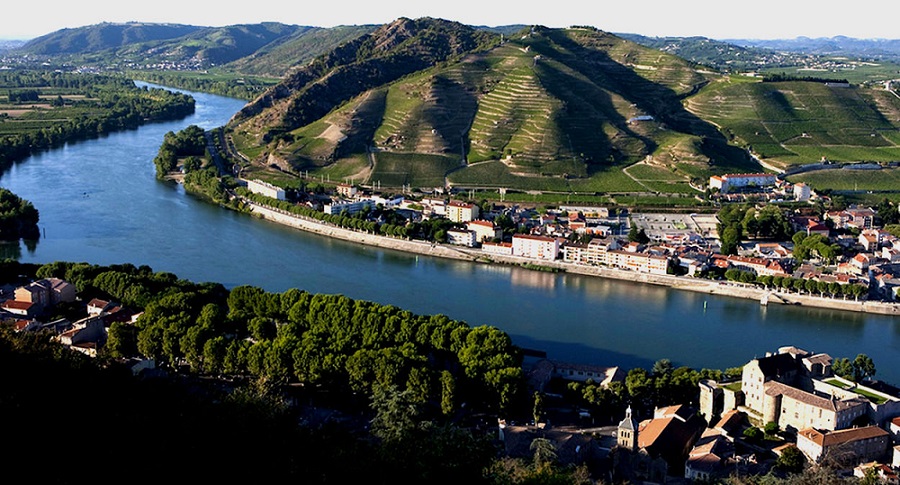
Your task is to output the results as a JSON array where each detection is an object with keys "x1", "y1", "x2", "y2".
[{"x1": 3, "y1": 0, "x2": 899, "y2": 41}]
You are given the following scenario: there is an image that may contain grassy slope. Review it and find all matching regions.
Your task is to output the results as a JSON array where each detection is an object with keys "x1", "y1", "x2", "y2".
[{"x1": 686, "y1": 76, "x2": 900, "y2": 168}]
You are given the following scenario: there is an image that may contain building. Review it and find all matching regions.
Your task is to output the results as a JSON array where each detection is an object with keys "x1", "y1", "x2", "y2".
[
  {"x1": 701, "y1": 346, "x2": 900, "y2": 433},
  {"x1": 616, "y1": 404, "x2": 706, "y2": 479},
  {"x1": 323, "y1": 199, "x2": 376, "y2": 215},
  {"x1": 246, "y1": 179, "x2": 285, "y2": 200},
  {"x1": 336, "y1": 183, "x2": 358, "y2": 198},
  {"x1": 446, "y1": 229, "x2": 476, "y2": 247},
  {"x1": 9, "y1": 278, "x2": 76, "y2": 314},
  {"x1": 466, "y1": 220, "x2": 501, "y2": 243},
  {"x1": 446, "y1": 201, "x2": 479, "y2": 223},
  {"x1": 605, "y1": 249, "x2": 670, "y2": 275},
  {"x1": 685, "y1": 428, "x2": 735, "y2": 482},
  {"x1": 512, "y1": 234, "x2": 559, "y2": 261},
  {"x1": 482, "y1": 241, "x2": 513, "y2": 256},
  {"x1": 794, "y1": 182, "x2": 811, "y2": 201},
  {"x1": 708, "y1": 173, "x2": 777, "y2": 194},
  {"x1": 796, "y1": 426, "x2": 890, "y2": 464}
]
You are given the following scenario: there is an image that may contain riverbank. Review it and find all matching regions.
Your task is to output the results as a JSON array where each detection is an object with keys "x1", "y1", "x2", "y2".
[{"x1": 245, "y1": 200, "x2": 900, "y2": 317}]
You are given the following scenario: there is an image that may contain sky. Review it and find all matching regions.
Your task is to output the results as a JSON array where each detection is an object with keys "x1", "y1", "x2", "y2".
[{"x1": 2, "y1": 1, "x2": 898, "y2": 41}]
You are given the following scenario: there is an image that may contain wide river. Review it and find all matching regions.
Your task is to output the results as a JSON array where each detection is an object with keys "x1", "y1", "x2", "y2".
[{"x1": 2, "y1": 83, "x2": 899, "y2": 384}]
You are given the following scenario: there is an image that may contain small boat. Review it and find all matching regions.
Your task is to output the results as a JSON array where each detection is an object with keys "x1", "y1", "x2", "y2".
[{"x1": 761, "y1": 293, "x2": 769, "y2": 306}]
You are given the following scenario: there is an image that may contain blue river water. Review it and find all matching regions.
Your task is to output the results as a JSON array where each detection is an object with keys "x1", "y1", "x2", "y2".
[{"x1": 2, "y1": 83, "x2": 898, "y2": 384}]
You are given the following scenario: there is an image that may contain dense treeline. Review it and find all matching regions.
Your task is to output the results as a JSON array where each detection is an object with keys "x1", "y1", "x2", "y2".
[
  {"x1": 763, "y1": 73, "x2": 850, "y2": 84},
  {"x1": 0, "y1": 71, "x2": 195, "y2": 168},
  {"x1": 153, "y1": 124, "x2": 207, "y2": 178},
  {"x1": 131, "y1": 72, "x2": 278, "y2": 101},
  {"x1": 32, "y1": 261, "x2": 526, "y2": 416},
  {"x1": 0, "y1": 188, "x2": 39, "y2": 240}
]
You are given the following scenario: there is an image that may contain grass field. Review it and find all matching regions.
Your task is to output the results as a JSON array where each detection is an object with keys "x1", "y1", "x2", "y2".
[{"x1": 369, "y1": 152, "x2": 460, "y2": 189}]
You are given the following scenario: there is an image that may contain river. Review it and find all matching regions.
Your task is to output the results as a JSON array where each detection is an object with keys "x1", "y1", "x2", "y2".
[{"x1": 2, "y1": 83, "x2": 899, "y2": 384}]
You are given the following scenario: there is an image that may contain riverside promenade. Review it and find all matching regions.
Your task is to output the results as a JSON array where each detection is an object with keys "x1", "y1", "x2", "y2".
[{"x1": 246, "y1": 200, "x2": 900, "y2": 317}]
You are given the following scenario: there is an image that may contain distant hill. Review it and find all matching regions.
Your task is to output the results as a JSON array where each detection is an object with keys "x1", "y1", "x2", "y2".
[
  {"x1": 19, "y1": 22, "x2": 203, "y2": 55},
  {"x1": 725, "y1": 36, "x2": 900, "y2": 61},
  {"x1": 117, "y1": 22, "x2": 305, "y2": 67},
  {"x1": 225, "y1": 25, "x2": 377, "y2": 77},
  {"x1": 0, "y1": 40, "x2": 27, "y2": 52},
  {"x1": 616, "y1": 33, "x2": 771, "y2": 71}
]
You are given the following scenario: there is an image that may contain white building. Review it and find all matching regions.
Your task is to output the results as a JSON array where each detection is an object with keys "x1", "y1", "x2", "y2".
[
  {"x1": 246, "y1": 179, "x2": 286, "y2": 200},
  {"x1": 446, "y1": 229, "x2": 477, "y2": 247},
  {"x1": 794, "y1": 183, "x2": 811, "y2": 201},
  {"x1": 324, "y1": 199, "x2": 376, "y2": 215},
  {"x1": 512, "y1": 234, "x2": 560, "y2": 261},
  {"x1": 708, "y1": 173, "x2": 777, "y2": 193}
]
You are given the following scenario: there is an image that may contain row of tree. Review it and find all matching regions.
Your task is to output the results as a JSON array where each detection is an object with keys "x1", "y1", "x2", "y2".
[
  {"x1": 722, "y1": 268, "x2": 869, "y2": 299},
  {"x1": 32, "y1": 261, "x2": 527, "y2": 417}
]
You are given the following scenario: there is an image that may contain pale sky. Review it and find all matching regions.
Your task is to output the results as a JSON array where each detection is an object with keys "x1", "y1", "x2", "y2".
[{"x1": 2, "y1": 1, "x2": 898, "y2": 41}]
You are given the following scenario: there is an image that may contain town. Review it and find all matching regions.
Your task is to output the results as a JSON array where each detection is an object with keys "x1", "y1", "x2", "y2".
[
  {"x1": 231, "y1": 169, "x2": 900, "y2": 313},
  {"x1": 4, "y1": 167, "x2": 900, "y2": 483},
  {"x1": 3, "y1": 267, "x2": 900, "y2": 483}
]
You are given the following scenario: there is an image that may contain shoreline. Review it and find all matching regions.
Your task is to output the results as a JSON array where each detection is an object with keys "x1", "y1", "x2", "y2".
[{"x1": 245, "y1": 200, "x2": 900, "y2": 317}]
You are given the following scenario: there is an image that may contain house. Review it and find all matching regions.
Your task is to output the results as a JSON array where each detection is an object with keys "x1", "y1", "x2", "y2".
[
  {"x1": 336, "y1": 183, "x2": 358, "y2": 198},
  {"x1": 1, "y1": 299, "x2": 34, "y2": 317},
  {"x1": 526, "y1": 359, "x2": 625, "y2": 393},
  {"x1": 55, "y1": 315, "x2": 107, "y2": 357},
  {"x1": 854, "y1": 462, "x2": 899, "y2": 485},
  {"x1": 685, "y1": 428, "x2": 735, "y2": 482},
  {"x1": 794, "y1": 183, "x2": 812, "y2": 201},
  {"x1": 87, "y1": 298, "x2": 111, "y2": 316},
  {"x1": 796, "y1": 426, "x2": 890, "y2": 464},
  {"x1": 632, "y1": 404, "x2": 706, "y2": 477}
]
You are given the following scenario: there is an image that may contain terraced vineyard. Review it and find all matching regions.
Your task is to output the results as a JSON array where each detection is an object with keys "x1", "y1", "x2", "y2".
[{"x1": 687, "y1": 77, "x2": 900, "y2": 168}]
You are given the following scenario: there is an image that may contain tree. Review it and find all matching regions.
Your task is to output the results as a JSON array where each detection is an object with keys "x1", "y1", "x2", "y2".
[
  {"x1": 775, "y1": 445, "x2": 805, "y2": 474},
  {"x1": 743, "y1": 426, "x2": 762, "y2": 442},
  {"x1": 852, "y1": 354, "x2": 876, "y2": 381},
  {"x1": 369, "y1": 384, "x2": 418, "y2": 444},
  {"x1": 533, "y1": 391, "x2": 544, "y2": 425},
  {"x1": 652, "y1": 358, "x2": 674, "y2": 377},
  {"x1": 832, "y1": 357, "x2": 854, "y2": 380},
  {"x1": 530, "y1": 437, "x2": 558, "y2": 468}
]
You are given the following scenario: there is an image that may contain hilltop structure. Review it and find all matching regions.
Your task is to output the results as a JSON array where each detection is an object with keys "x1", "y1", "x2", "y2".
[{"x1": 700, "y1": 346, "x2": 900, "y2": 434}]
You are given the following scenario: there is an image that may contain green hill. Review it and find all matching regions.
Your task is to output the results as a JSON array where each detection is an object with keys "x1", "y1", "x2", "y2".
[
  {"x1": 19, "y1": 22, "x2": 202, "y2": 54},
  {"x1": 686, "y1": 76, "x2": 900, "y2": 168},
  {"x1": 225, "y1": 25, "x2": 378, "y2": 77},
  {"x1": 227, "y1": 21, "x2": 756, "y2": 192}
]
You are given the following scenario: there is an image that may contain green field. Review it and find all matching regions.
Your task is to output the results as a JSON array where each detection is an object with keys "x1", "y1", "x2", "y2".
[{"x1": 369, "y1": 152, "x2": 460, "y2": 189}]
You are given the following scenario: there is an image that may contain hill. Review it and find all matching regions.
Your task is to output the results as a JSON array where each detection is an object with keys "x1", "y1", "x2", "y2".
[
  {"x1": 616, "y1": 34, "x2": 775, "y2": 72},
  {"x1": 686, "y1": 76, "x2": 900, "y2": 169},
  {"x1": 726, "y1": 36, "x2": 900, "y2": 61},
  {"x1": 19, "y1": 22, "x2": 203, "y2": 55},
  {"x1": 225, "y1": 24, "x2": 378, "y2": 77},
  {"x1": 226, "y1": 20, "x2": 755, "y2": 192}
]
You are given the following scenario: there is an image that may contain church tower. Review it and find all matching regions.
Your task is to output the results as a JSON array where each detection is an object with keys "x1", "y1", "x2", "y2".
[{"x1": 617, "y1": 405, "x2": 638, "y2": 451}]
